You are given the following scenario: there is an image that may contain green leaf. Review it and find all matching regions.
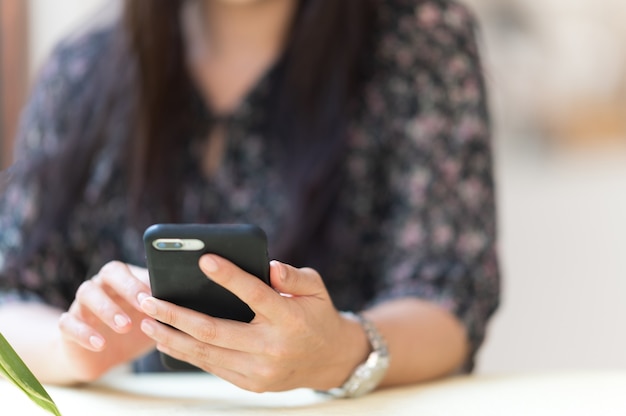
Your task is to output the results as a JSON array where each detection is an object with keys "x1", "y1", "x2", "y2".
[{"x1": 0, "y1": 332, "x2": 62, "y2": 416}]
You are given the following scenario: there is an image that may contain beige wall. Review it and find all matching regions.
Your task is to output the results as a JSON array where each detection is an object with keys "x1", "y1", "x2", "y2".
[
  {"x1": 28, "y1": 0, "x2": 115, "y2": 78},
  {"x1": 463, "y1": 0, "x2": 626, "y2": 373},
  {"x1": 478, "y1": 140, "x2": 626, "y2": 373}
]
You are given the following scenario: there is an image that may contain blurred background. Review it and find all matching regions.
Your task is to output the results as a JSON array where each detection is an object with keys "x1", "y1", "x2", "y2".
[{"x1": 1, "y1": 0, "x2": 625, "y2": 374}]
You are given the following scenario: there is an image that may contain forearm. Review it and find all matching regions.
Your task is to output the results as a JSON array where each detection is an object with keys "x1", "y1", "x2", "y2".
[
  {"x1": 364, "y1": 297, "x2": 468, "y2": 388},
  {"x1": 0, "y1": 302, "x2": 77, "y2": 385}
]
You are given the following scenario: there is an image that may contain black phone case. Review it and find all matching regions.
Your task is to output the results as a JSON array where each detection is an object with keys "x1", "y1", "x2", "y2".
[{"x1": 143, "y1": 223, "x2": 270, "y2": 371}]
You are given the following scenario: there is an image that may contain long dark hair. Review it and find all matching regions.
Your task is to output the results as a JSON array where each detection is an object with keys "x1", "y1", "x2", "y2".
[{"x1": 17, "y1": 0, "x2": 377, "y2": 267}]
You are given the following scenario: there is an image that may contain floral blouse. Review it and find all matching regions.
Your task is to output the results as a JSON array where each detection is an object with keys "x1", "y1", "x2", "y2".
[{"x1": 0, "y1": 0, "x2": 499, "y2": 370}]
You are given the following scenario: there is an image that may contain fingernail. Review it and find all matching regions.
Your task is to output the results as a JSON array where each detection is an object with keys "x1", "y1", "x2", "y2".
[
  {"x1": 141, "y1": 298, "x2": 157, "y2": 315},
  {"x1": 141, "y1": 320, "x2": 155, "y2": 336},
  {"x1": 90, "y1": 335, "x2": 105, "y2": 350},
  {"x1": 137, "y1": 291, "x2": 150, "y2": 305},
  {"x1": 114, "y1": 314, "x2": 130, "y2": 328},
  {"x1": 200, "y1": 255, "x2": 219, "y2": 273},
  {"x1": 271, "y1": 260, "x2": 286, "y2": 280}
]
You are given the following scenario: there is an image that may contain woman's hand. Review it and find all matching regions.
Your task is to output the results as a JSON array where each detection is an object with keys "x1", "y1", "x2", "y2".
[
  {"x1": 58, "y1": 261, "x2": 156, "y2": 383},
  {"x1": 139, "y1": 256, "x2": 370, "y2": 393}
]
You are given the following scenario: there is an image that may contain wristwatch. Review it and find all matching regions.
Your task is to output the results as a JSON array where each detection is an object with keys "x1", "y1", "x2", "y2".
[{"x1": 323, "y1": 312, "x2": 390, "y2": 398}]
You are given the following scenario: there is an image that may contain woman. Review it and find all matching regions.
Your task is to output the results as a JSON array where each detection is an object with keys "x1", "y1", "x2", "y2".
[{"x1": 0, "y1": 0, "x2": 499, "y2": 396}]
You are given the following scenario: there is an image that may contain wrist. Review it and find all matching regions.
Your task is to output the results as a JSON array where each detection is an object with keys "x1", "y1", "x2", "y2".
[
  {"x1": 313, "y1": 310, "x2": 369, "y2": 391},
  {"x1": 339, "y1": 311, "x2": 372, "y2": 382},
  {"x1": 53, "y1": 335, "x2": 90, "y2": 385},
  {"x1": 320, "y1": 311, "x2": 390, "y2": 398}
]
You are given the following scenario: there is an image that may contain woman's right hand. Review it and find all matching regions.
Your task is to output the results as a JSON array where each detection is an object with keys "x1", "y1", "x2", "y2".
[{"x1": 58, "y1": 261, "x2": 156, "y2": 383}]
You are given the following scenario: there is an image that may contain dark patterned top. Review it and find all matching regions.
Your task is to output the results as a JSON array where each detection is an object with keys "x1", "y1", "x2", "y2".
[{"x1": 0, "y1": 0, "x2": 499, "y2": 370}]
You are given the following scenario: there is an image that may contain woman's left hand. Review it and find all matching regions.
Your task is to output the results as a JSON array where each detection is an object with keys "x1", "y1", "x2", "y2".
[{"x1": 139, "y1": 256, "x2": 369, "y2": 393}]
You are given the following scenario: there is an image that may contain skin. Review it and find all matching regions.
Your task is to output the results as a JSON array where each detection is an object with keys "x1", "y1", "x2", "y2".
[
  {"x1": 141, "y1": 258, "x2": 367, "y2": 391},
  {"x1": 188, "y1": 0, "x2": 298, "y2": 114},
  {"x1": 0, "y1": 263, "x2": 155, "y2": 384},
  {"x1": 0, "y1": 0, "x2": 469, "y2": 390},
  {"x1": 0, "y1": 256, "x2": 467, "y2": 389},
  {"x1": 139, "y1": 256, "x2": 468, "y2": 392}
]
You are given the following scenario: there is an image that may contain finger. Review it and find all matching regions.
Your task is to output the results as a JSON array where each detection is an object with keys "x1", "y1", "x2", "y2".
[
  {"x1": 199, "y1": 254, "x2": 281, "y2": 319},
  {"x1": 140, "y1": 296, "x2": 263, "y2": 353},
  {"x1": 127, "y1": 264, "x2": 151, "y2": 287},
  {"x1": 98, "y1": 261, "x2": 151, "y2": 310},
  {"x1": 140, "y1": 318, "x2": 250, "y2": 375},
  {"x1": 150, "y1": 324, "x2": 292, "y2": 393},
  {"x1": 269, "y1": 261, "x2": 328, "y2": 298},
  {"x1": 154, "y1": 338, "x2": 271, "y2": 393},
  {"x1": 75, "y1": 279, "x2": 132, "y2": 334},
  {"x1": 58, "y1": 312, "x2": 106, "y2": 352}
]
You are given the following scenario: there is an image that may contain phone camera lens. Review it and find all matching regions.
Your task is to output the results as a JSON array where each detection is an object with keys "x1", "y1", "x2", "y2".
[{"x1": 154, "y1": 240, "x2": 184, "y2": 250}]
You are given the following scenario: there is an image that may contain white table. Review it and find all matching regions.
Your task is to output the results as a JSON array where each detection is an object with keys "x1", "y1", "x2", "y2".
[{"x1": 3, "y1": 370, "x2": 626, "y2": 415}]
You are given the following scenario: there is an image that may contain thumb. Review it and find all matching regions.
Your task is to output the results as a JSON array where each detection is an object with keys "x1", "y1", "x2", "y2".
[{"x1": 270, "y1": 260, "x2": 328, "y2": 297}]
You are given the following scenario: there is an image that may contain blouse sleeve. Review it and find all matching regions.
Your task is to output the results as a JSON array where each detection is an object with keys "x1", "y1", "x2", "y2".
[
  {"x1": 370, "y1": 1, "x2": 500, "y2": 370},
  {"x1": 0, "y1": 35, "x2": 102, "y2": 309}
]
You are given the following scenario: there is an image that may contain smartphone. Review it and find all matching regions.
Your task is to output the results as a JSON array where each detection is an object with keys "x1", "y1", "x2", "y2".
[{"x1": 143, "y1": 223, "x2": 270, "y2": 370}]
